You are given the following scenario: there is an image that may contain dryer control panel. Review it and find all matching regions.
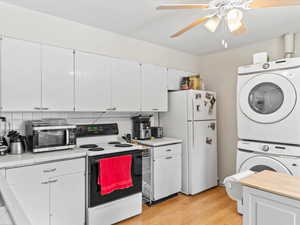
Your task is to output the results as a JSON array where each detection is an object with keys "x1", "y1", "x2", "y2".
[{"x1": 238, "y1": 141, "x2": 300, "y2": 157}]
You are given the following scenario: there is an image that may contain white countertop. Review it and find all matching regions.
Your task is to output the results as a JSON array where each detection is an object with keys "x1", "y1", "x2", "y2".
[
  {"x1": 0, "y1": 144, "x2": 147, "y2": 169},
  {"x1": 137, "y1": 137, "x2": 182, "y2": 147}
]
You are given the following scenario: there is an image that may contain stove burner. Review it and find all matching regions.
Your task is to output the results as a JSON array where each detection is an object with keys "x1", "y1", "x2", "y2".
[
  {"x1": 89, "y1": 147, "x2": 105, "y2": 151},
  {"x1": 114, "y1": 144, "x2": 133, "y2": 148},
  {"x1": 108, "y1": 141, "x2": 121, "y2": 145},
  {"x1": 80, "y1": 144, "x2": 98, "y2": 149}
]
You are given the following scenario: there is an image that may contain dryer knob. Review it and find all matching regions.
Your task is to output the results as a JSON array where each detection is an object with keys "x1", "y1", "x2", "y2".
[{"x1": 262, "y1": 145, "x2": 270, "y2": 152}]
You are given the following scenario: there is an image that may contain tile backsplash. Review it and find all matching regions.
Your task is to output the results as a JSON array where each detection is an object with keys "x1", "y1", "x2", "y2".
[{"x1": 0, "y1": 112, "x2": 158, "y2": 136}]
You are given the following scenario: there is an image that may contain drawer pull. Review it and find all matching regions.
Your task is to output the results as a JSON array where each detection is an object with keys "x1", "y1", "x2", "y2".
[
  {"x1": 41, "y1": 181, "x2": 49, "y2": 185},
  {"x1": 48, "y1": 179, "x2": 58, "y2": 184},
  {"x1": 43, "y1": 168, "x2": 56, "y2": 173},
  {"x1": 166, "y1": 149, "x2": 172, "y2": 152},
  {"x1": 165, "y1": 156, "x2": 173, "y2": 160}
]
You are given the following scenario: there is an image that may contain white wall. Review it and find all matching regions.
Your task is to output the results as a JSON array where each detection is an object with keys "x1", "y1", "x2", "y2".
[
  {"x1": 0, "y1": 2, "x2": 200, "y2": 73},
  {"x1": 198, "y1": 34, "x2": 300, "y2": 182},
  {"x1": 0, "y1": 111, "x2": 158, "y2": 137}
]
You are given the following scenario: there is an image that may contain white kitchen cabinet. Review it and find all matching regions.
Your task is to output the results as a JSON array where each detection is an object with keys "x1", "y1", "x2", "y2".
[
  {"x1": 142, "y1": 143, "x2": 182, "y2": 202},
  {"x1": 153, "y1": 154, "x2": 181, "y2": 200},
  {"x1": 111, "y1": 59, "x2": 141, "y2": 111},
  {"x1": 141, "y1": 64, "x2": 168, "y2": 112},
  {"x1": 1, "y1": 37, "x2": 42, "y2": 111},
  {"x1": 9, "y1": 178, "x2": 50, "y2": 225},
  {"x1": 6, "y1": 158, "x2": 85, "y2": 225},
  {"x1": 50, "y1": 173, "x2": 85, "y2": 225},
  {"x1": 41, "y1": 45, "x2": 75, "y2": 111},
  {"x1": 243, "y1": 186, "x2": 300, "y2": 225},
  {"x1": 75, "y1": 51, "x2": 111, "y2": 111}
]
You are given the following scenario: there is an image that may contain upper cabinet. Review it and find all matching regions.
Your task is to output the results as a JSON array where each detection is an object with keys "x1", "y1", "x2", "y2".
[
  {"x1": 75, "y1": 51, "x2": 111, "y2": 111},
  {"x1": 41, "y1": 45, "x2": 75, "y2": 111},
  {"x1": 111, "y1": 59, "x2": 141, "y2": 112},
  {"x1": 0, "y1": 37, "x2": 173, "y2": 112},
  {"x1": 1, "y1": 37, "x2": 42, "y2": 111},
  {"x1": 141, "y1": 64, "x2": 168, "y2": 112}
]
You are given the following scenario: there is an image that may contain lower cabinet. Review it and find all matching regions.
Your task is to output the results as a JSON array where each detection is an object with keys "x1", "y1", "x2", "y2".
[
  {"x1": 243, "y1": 186, "x2": 300, "y2": 225},
  {"x1": 10, "y1": 179, "x2": 50, "y2": 225},
  {"x1": 153, "y1": 154, "x2": 181, "y2": 200},
  {"x1": 50, "y1": 173, "x2": 85, "y2": 225},
  {"x1": 152, "y1": 144, "x2": 182, "y2": 201},
  {"x1": 6, "y1": 158, "x2": 85, "y2": 225}
]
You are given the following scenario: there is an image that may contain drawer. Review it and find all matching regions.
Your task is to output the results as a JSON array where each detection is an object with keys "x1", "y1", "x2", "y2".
[
  {"x1": 6, "y1": 158, "x2": 85, "y2": 185},
  {"x1": 153, "y1": 144, "x2": 181, "y2": 159}
]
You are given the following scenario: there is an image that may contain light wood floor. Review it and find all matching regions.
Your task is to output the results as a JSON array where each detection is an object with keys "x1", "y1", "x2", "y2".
[{"x1": 118, "y1": 187, "x2": 242, "y2": 225}]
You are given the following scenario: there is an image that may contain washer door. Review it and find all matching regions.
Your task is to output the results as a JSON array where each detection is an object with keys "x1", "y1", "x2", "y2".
[
  {"x1": 239, "y1": 156, "x2": 292, "y2": 175},
  {"x1": 240, "y1": 73, "x2": 296, "y2": 124}
]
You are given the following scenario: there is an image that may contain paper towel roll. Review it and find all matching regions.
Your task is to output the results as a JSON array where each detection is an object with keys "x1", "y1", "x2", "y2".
[{"x1": 224, "y1": 170, "x2": 255, "y2": 201}]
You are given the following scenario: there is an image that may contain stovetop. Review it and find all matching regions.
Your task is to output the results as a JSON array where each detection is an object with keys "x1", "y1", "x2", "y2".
[{"x1": 78, "y1": 140, "x2": 137, "y2": 156}]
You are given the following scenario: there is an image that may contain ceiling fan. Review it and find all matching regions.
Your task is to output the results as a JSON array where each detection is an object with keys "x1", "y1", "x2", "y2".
[{"x1": 157, "y1": 0, "x2": 300, "y2": 38}]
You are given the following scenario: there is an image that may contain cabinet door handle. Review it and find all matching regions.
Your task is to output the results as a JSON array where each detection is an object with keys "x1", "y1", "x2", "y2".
[
  {"x1": 41, "y1": 107, "x2": 49, "y2": 110},
  {"x1": 165, "y1": 156, "x2": 173, "y2": 160},
  {"x1": 152, "y1": 108, "x2": 159, "y2": 111},
  {"x1": 166, "y1": 149, "x2": 172, "y2": 152},
  {"x1": 41, "y1": 181, "x2": 49, "y2": 185},
  {"x1": 106, "y1": 107, "x2": 117, "y2": 111},
  {"x1": 48, "y1": 179, "x2": 58, "y2": 184},
  {"x1": 43, "y1": 168, "x2": 56, "y2": 173},
  {"x1": 34, "y1": 107, "x2": 41, "y2": 110}
]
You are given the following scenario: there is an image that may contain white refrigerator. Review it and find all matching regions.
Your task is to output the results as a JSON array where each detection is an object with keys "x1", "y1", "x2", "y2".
[{"x1": 160, "y1": 90, "x2": 218, "y2": 195}]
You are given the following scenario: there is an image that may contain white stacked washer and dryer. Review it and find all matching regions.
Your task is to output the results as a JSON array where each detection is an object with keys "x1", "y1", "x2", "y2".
[{"x1": 230, "y1": 57, "x2": 300, "y2": 213}]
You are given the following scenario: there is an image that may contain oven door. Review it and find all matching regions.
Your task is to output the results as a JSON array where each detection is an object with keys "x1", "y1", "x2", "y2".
[{"x1": 88, "y1": 150, "x2": 143, "y2": 207}]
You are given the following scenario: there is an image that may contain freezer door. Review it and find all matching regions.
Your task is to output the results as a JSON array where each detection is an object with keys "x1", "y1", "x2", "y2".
[
  {"x1": 188, "y1": 120, "x2": 218, "y2": 195},
  {"x1": 188, "y1": 91, "x2": 217, "y2": 121}
]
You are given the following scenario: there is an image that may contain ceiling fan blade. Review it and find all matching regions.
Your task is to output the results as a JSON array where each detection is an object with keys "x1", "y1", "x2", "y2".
[
  {"x1": 249, "y1": 0, "x2": 300, "y2": 8},
  {"x1": 171, "y1": 16, "x2": 210, "y2": 38},
  {"x1": 233, "y1": 20, "x2": 247, "y2": 35},
  {"x1": 157, "y1": 4, "x2": 209, "y2": 10}
]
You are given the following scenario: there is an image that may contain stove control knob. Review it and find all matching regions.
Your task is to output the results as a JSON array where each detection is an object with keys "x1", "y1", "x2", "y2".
[{"x1": 262, "y1": 145, "x2": 270, "y2": 152}]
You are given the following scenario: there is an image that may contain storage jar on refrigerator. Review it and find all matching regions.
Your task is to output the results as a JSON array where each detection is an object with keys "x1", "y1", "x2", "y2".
[{"x1": 160, "y1": 90, "x2": 218, "y2": 195}]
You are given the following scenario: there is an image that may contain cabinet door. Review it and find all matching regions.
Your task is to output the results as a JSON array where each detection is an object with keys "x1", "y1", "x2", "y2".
[
  {"x1": 111, "y1": 59, "x2": 141, "y2": 111},
  {"x1": 1, "y1": 37, "x2": 42, "y2": 111},
  {"x1": 10, "y1": 180, "x2": 50, "y2": 225},
  {"x1": 141, "y1": 64, "x2": 168, "y2": 112},
  {"x1": 75, "y1": 51, "x2": 111, "y2": 111},
  {"x1": 50, "y1": 173, "x2": 85, "y2": 225},
  {"x1": 153, "y1": 155, "x2": 181, "y2": 200},
  {"x1": 41, "y1": 45, "x2": 74, "y2": 111}
]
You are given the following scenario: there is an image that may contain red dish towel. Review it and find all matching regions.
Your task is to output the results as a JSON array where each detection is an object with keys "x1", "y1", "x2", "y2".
[{"x1": 98, "y1": 155, "x2": 133, "y2": 195}]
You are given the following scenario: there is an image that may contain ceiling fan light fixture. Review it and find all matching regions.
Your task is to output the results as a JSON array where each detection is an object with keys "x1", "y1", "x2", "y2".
[
  {"x1": 228, "y1": 19, "x2": 243, "y2": 32},
  {"x1": 227, "y1": 8, "x2": 243, "y2": 22},
  {"x1": 204, "y1": 15, "x2": 221, "y2": 32},
  {"x1": 227, "y1": 8, "x2": 244, "y2": 32}
]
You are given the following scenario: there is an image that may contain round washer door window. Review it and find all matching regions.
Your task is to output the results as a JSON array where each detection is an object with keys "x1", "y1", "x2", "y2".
[
  {"x1": 239, "y1": 156, "x2": 292, "y2": 175},
  {"x1": 240, "y1": 73, "x2": 296, "y2": 124}
]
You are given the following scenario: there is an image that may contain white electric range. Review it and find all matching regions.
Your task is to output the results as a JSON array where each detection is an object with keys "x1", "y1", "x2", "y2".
[{"x1": 76, "y1": 123, "x2": 144, "y2": 225}]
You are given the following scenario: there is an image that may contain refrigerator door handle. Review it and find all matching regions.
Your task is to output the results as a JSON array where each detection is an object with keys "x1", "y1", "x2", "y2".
[{"x1": 192, "y1": 98, "x2": 195, "y2": 149}]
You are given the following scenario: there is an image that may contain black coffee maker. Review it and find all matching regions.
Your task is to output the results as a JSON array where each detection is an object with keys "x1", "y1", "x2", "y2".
[{"x1": 132, "y1": 115, "x2": 152, "y2": 140}]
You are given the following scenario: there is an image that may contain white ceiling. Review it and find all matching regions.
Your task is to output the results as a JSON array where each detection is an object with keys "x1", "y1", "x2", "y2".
[{"x1": 2, "y1": 0, "x2": 300, "y2": 55}]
